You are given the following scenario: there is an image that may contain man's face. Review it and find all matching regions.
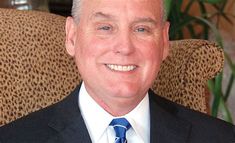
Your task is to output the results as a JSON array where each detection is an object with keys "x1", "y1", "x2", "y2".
[{"x1": 66, "y1": 0, "x2": 169, "y2": 108}]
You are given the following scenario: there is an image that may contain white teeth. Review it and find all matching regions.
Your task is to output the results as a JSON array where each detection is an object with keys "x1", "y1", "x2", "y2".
[{"x1": 106, "y1": 64, "x2": 137, "y2": 72}]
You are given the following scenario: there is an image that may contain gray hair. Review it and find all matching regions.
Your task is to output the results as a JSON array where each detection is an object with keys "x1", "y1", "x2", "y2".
[
  {"x1": 71, "y1": 0, "x2": 82, "y2": 23},
  {"x1": 71, "y1": 0, "x2": 167, "y2": 23},
  {"x1": 162, "y1": 0, "x2": 168, "y2": 21}
]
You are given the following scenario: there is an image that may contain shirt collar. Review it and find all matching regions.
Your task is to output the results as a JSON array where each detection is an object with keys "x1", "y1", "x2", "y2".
[
  {"x1": 79, "y1": 82, "x2": 150, "y2": 143},
  {"x1": 125, "y1": 92, "x2": 150, "y2": 143},
  {"x1": 79, "y1": 82, "x2": 113, "y2": 142}
]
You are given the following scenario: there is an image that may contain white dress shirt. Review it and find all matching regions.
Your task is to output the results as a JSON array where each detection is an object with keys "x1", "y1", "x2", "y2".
[{"x1": 79, "y1": 82, "x2": 150, "y2": 143}]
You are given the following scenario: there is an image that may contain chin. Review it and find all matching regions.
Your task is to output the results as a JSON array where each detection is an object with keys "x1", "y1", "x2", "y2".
[{"x1": 108, "y1": 84, "x2": 143, "y2": 98}]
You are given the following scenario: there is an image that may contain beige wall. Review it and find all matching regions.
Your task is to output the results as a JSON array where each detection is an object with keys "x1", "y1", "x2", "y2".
[{"x1": 182, "y1": 0, "x2": 235, "y2": 39}]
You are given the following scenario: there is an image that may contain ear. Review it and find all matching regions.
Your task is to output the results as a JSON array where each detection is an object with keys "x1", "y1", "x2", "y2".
[
  {"x1": 65, "y1": 17, "x2": 77, "y2": 57},
  {"x1": 162, "y1": 21, "x2": 170, "y2": 60}
]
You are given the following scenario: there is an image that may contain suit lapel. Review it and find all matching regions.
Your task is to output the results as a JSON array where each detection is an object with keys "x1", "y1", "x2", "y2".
[
  {"x1": 149, "y1": 90, "x2": 192, "y2": 143},
  {"x1": 47, "y1": 85, "x2": 92, "y2": 143}
]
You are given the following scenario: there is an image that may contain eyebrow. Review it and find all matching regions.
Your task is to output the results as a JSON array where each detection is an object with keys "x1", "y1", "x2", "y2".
[
  {"x1": 132, "y1": 17, "x2": 157, "y2": 25},
  {"x1": 90, "y1": 12, "x2": 158, "y2": 25},
  {"x1": 90, "y1": 12, "x2": 116, "y2": 21}
]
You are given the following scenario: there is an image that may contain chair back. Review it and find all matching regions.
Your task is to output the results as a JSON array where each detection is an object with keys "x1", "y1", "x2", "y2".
[{"x1": 0, "y1": 8, "x2": 224, "y2": 126}]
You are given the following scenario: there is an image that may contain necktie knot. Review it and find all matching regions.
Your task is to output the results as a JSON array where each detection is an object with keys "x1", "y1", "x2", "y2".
[{"x1": 110, "y1": 118, "x2": 131, "y2": 143}]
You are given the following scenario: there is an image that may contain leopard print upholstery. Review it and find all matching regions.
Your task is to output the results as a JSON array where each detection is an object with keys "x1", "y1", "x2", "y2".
[
  {"x1": 0, "y1": 8, "x2": 81, "y2": 126},
  {"x1": 0, "y1": 8, "x2": 224, "y2": 126},
  {"x1": 152, "y1": 40, "x2": 224, "y2": 113}
]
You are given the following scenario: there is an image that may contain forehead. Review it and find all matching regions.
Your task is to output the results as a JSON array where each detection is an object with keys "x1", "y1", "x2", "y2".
[{"x1": 80, "y1": 0, "x2": 163, "y2": 21}]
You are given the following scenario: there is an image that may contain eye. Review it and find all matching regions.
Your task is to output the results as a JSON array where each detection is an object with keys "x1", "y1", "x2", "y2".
[
  {"x1": 134, "y1": 26, "x2": 151, "y2": 33},
  {"x1": 136, "y1": 27, "x2": 147, "y2": 32},
  {"x1": 97, "y1": 25, "x2": 112, "y2": 31},
  {"x1": 95, "y1": 23, "x2": 115, "y2": 36}
]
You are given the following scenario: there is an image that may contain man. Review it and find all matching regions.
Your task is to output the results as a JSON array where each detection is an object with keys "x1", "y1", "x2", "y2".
[{"x1": 0, "y1": 0, "x2": 234, "y2": 143}]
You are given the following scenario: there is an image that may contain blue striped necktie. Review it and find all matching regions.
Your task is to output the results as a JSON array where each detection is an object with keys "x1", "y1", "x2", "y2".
[{"x1": 109, "y1": 118, "x2": 131, "y2": 143}]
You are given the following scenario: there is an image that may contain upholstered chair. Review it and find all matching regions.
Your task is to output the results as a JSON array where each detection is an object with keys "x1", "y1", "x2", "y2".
[{"x1": 0, "y1": 8, "x2": 224, "y2": 126}]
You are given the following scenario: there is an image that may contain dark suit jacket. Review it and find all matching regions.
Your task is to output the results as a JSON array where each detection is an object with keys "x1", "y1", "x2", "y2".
[{"x1": 0, "y1": 85, "x2": 235, "y2": 143}]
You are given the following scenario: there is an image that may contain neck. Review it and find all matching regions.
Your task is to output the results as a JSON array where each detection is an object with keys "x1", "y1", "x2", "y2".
[
  {"x1": 89, "y1": 92, "x2": 146, "y2": 116},
  {"x1": 83, "y1": 83, "x2": 147, "y2": 116}
]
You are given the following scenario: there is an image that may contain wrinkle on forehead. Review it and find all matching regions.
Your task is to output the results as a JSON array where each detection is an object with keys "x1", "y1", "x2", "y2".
[{"x1": 80, "y1": 0, "x2": 164, "y2": 23}]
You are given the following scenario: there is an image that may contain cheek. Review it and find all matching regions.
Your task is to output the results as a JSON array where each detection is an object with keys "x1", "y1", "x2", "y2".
[
  {"x1": 74, "y1": 36, "x2": 110, "y2": 69},
  {"x1": 75, "y1": 36, "x2": 98, "y2": 58},
  {"x1": 139, "y1": 41, "x2": 164, "y2": 82},
  {"x1": 140, "y1": 41, "x2": 164, "y2": 64},
  {"x1": 73, "y1": 38, "x2": 93, "y2": 73}
]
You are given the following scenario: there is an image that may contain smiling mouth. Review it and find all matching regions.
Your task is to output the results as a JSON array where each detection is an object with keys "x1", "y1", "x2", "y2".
[{"x1": 105, "y1": 64, "x2": 137, "y2": 72}]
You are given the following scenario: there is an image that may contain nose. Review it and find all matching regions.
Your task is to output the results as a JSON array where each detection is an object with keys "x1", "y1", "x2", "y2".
[{"x1": 113, "y1": 30, "x2": 135, "y2": 55}]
